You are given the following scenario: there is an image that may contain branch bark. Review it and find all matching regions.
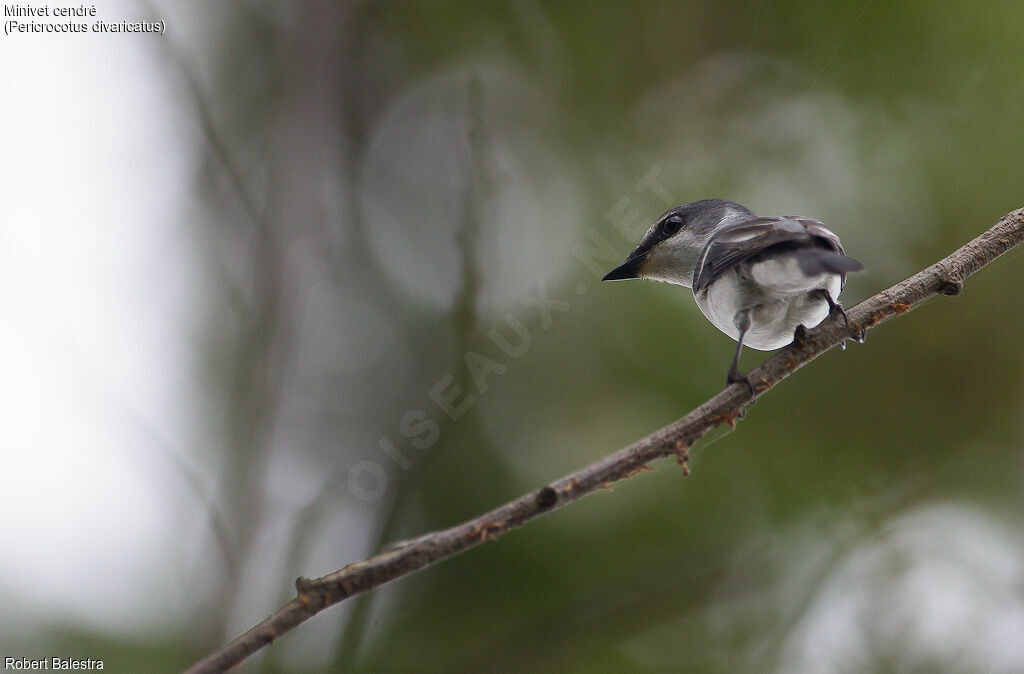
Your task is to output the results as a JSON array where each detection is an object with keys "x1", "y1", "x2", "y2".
[{"x1": 186, "y1": 207, "x2": 1024, "y2": 673}]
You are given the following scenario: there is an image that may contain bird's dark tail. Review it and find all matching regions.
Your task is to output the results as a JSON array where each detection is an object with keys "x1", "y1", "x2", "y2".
[{"x1": 796, "y1": 248, "x2": 865, "y2": 276}]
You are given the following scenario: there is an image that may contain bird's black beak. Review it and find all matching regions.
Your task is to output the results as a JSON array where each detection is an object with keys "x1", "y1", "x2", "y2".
[{"x1": 602, "y1": 255, "x2": 644, "y2": 281}]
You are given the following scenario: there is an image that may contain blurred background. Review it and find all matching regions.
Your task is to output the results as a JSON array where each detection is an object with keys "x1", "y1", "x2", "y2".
[{"x1": 3, "y1": 0, "x2": 1024, "y2": 671}]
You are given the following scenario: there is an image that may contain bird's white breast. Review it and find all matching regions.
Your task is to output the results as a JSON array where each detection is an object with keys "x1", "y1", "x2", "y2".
[{"x1": 694, "y1": 265, "x2": 842, "y2": 351}]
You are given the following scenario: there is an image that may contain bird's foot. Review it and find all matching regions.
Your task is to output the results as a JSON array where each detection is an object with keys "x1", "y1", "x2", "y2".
[
  {"x1": 830, "y1": 303, "x2": 850, "y2": 329},
  {"x1": 727, "y1": 367, "x2": 755, "y2": 397},
  {"x1": 793, "y1": 323, "x2": 811, "y2": 346},
  {"x1": 814, "y1": 289, "x2": 865, "y2": 345},
  {"x1": 814, "y1": 289, "x2": 849, "y2": 328},
  {"x1": 831, "y1": 305, "x2": 867, "y2": 345}
]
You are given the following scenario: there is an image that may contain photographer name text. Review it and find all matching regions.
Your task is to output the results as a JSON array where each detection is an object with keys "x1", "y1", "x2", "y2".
[{"x1": 4, "y1": 657, "x2": 103, "y2": 670}]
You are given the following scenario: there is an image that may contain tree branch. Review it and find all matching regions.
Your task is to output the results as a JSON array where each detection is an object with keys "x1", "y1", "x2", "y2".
[{"x1": 186, "y1": 207, "x2": 1024, "y2": 673}]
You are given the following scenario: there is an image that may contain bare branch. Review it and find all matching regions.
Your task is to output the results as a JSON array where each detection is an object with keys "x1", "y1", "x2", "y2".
[{"x1": 186, "y1": 207, "x2": 1024, "y2": 673}]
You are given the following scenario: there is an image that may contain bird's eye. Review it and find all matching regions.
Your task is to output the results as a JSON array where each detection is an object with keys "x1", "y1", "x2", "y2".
[{"x1": 661, "y1": 216, "x2": 683, "y2": 236}]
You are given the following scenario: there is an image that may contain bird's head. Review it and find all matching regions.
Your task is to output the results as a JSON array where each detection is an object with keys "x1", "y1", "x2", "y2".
[{"x1": 602, "y1": 199, "x2": 754, "y2": 288}]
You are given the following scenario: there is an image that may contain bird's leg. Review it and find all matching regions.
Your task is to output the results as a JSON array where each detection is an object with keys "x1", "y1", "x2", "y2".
[
  {"x1": 814, "y1": 289, "x2": 865, "y2": 343},
  {"x1": 727, "y1": 309, "x2": 755, "y2": 395},
  {"x1": 793, "y1": 323, "x2": 811, "y2": 346},
  {"x1": 814, "y1": 288, "x2": 848, "y2": 327}
]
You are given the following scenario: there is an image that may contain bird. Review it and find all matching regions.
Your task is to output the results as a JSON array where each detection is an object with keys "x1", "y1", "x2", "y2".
[{"x1": 603, "y1": 199, "x2": 864, "y2": 388}]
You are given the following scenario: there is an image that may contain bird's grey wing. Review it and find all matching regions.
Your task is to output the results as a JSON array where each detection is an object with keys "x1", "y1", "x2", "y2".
[
  {"x1": 693, "y1": 216, "x2": 844, "y2": 293},
  {"x1": 784, "y1": 216, "x2": 847, "y2": 256}
]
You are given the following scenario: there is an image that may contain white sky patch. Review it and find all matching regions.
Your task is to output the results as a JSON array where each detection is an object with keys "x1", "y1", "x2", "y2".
[
  {"x1": 705, "y1": 502, "x2": 1024, "y2": 673},
  {"x1": 776, "y1": 504, "x2": 1024, "y2": 672},
  {"x1": 0, "y1": 3, "x2": 201, "y2": 633}
]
